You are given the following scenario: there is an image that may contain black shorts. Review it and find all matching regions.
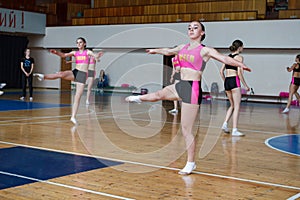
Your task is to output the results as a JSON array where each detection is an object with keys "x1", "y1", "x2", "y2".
[
  {"x1": 175, "y1": 80, "x2": 202, "y2": 105},
  {"x1": 72, "y1": 69, "x2": 87, "y2": 84},
  {"x1": 291, "y1": 77, "x2": 300, "y2": 86},
  {"x1": 224, "y1": 76, "x2": 241, "y2": 91}
]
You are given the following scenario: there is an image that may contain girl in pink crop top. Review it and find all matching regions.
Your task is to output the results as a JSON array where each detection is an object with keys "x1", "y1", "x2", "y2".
[
  {"x1": 33, "y1": 37, "x2": 103, "y2": 125},
  {"x1": 126, "y1": 21, "x2": 251, "y2": 175}
]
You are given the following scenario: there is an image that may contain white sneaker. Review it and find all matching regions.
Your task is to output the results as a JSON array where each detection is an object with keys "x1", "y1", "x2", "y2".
[
  {"x1": 86, "y1": 100, "x2": 90, "y2": 105},
  {"x1": 33, "y1": 73, "x2": 44, "y2": 81},
  {"x1": 222, "y1": 126, "x2": 230, "y2": 133},
  {"x1": 282, "y1": 108, "x2": 290, "y2": 114},
  {"x1": 232, "y1": 130, "x2": 245, "y2": 137},
  {"x1": 29, "y1": 97, "x2": 33, "y2": 102},
  {"x1": 20, "y1": 96, "x2": 25, "y2": 101},
  {"x1": 0, "y1": 91, "x2": 3, "y2": 96},
  {"x1": 222, "y1": 124, "x2": 230, "y2": 133},
  {"x1": 168, "y1": 109, "x2": 178, "y2": 114},
  {"x1": 178, "y1": 162, "x2": 196, "y2": 175},
  {"x1": 70, "y1": 117, "x2": 78, "y2": 125},
  {"x1": 0, "y1": 83, "x2": 6, "y2": 89},
  {"x1": 125, "y1": 95, "x2": 142, "y2": 103}
]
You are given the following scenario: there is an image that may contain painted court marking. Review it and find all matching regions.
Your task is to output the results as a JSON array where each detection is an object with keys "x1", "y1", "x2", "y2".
[
  {"x1": 265, "y1": 134, "x2": 300, "y2": 157},
  {"x1": 0, "y1": 171, "x2": 134, "y2": 200},
  {"x1": 0, "y1": 140, "x2": 299, "y2": 193}
]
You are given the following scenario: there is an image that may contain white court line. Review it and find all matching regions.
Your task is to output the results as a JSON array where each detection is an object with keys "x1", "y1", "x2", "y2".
[
  {"x1": 0, "y1": 140, "x2": 299, "y2": 192},
  {"x1": 0, "y1": 171, "x2": 134, "y2": 200},
  {"x1": 287, "y1": 192, "x2": 300, "y2": 200}
]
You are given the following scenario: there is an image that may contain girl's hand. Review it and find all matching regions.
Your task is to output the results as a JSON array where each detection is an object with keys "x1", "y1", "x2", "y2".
[
  {"x1": 98, "y1": 51, "x2": 104, "y2": 58},
  {"x1": 146, "y1": 49, "x2": 156, "y2": 54},
  {"x1": 50, "y1": 49, "x2": 57, "y2": 54},
  {"x1": 242, "y1": 65, "x2": 251, "y2": 72}
]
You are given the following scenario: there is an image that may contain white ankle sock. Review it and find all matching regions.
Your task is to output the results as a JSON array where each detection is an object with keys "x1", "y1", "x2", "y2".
[
  {"x1": 126, "y1": 95, "x2": 142, "y2": 103},
  {"x1": 70, "y1": 117, "x2": 78, "y2": 125},
  {"x1": 179, "y1": 162, "x2": 196, "y2": 175}
]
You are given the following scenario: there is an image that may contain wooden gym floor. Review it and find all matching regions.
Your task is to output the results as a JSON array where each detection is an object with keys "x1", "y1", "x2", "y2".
[{"x1": 0, "y1": 89, "x2": 299, "y2": 200}]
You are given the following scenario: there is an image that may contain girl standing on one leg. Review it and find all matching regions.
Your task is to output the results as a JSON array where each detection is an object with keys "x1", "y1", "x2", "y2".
[
  {"x1": 126, "y1": 21, "x2": 251, "y2": 175},
  {"x1": 220, "y1": 39, "x2": 250, "y2": 136},
  {"x1": 34, "y1": 37, "x2": 103, "y2": 124},
  {"x1": 282, "y1": 54, "x2": 300, "y2": 114}
]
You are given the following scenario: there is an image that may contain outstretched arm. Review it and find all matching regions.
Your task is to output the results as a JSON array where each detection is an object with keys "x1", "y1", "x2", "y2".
[
  {"x1": 287, "y1": 63, "x2": 297, "y2": 72},
  {"x1": 146, "y1": 45, "x2": 184, "y2": 56},
  {"x1": 88, "y1": 50, "x2": 104, "y2": 61},
  {"x1": 50, "y1": 49, "x2": 74, "y2": 58},
  {"x1": 202, "y1": 47, "x2": 251, "y2": 72}
]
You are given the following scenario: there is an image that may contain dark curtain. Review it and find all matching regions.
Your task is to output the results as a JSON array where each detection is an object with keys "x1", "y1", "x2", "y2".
[{"x1": 0, "y1": 34, "x2": 29, "y2": 88}]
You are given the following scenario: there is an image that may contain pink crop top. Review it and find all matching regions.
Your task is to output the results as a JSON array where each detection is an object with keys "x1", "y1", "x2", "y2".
[
  {"x1": 75, "y1": 50, "x2": 89, "y2": 65},
  {"x1": 177, "y1": 44, "x2": 204, "y2": 71}
]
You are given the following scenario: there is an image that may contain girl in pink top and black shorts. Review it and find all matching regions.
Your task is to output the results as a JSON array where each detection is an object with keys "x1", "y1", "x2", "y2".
[
  {"x1": 34, "y1": 37, "x2": 103, "y2": 125},
  {"x1": 126, "y1": 21, "x2": 251, "y2": 175}
]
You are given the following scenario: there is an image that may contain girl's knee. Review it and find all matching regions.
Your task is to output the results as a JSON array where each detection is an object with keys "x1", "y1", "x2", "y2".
[
  {"x1": 57, "y1": 72, "x2": 64, "y2": 78},
  {"x1": 154, "y1": 91, "x2": 164, "y2": 100}
]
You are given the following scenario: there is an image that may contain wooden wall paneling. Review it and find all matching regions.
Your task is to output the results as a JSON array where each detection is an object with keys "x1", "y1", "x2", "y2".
[
  {"x1": 288, "y1": 0, "x2": 300, "y2": 9},
  {"x1": 67, "y1": 3, "x2": 90, "y2": 21},
  {"x1": 254, "y1": 0, "x2": 266, "y2": 18},
  {"x1": 47, "y1": 14, "x2": 58, "y2": 26},
  {"x1": 279, "y1": 9, "x2": 300, "y2": 19}
]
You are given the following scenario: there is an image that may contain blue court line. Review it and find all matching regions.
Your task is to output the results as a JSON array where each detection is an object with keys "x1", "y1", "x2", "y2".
[
  {"x1": 0, "y1": 99, "x2": 70, "y2": 112},
  {"x1": 265, "y1": 134, "x2": 300, "y2": 156},
  {"x1": 0, "y1": 146, "x2": 123, "y2": 190}
]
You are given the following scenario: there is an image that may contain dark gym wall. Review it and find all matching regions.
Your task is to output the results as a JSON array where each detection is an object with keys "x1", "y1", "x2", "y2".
[{"x1": 0, "y1": 34, "x2": 28, "y2": 88}]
